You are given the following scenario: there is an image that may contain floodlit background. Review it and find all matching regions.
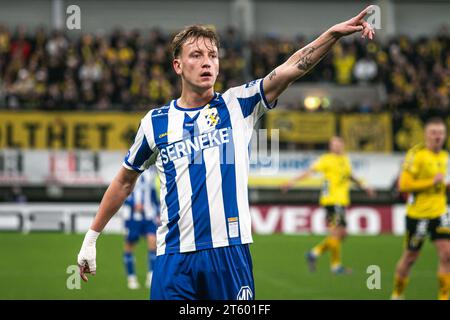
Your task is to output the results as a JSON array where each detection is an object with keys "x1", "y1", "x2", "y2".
[{"x1": 0, "y1": 0, "x2": 449, "y2": 299}]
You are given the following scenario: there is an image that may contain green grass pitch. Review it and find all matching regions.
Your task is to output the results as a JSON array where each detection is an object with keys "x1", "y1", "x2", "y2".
[{"x1": 0, "y1": 233, "x2": 441, "y2": 300}]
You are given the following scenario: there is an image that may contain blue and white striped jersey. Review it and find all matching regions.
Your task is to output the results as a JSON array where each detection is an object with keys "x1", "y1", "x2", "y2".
[
  {"x1": 123, "y1": 79, "x2": 276, "y2": 255},
  {"x1": 123, "y1": 167, "x2": 159, "y2": 222}
]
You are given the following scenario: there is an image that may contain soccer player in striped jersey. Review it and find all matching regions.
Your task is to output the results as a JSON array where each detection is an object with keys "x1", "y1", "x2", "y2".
[
  {"x1": 122, "y1": 167, "x2": 160, "y2": 290},
  {"x1": 282, "y1": 136, "x2": 375, "y2": 274},
  {"x1": 391, "y1": 118, "x2": 450, "y2": 300},
  {"x1": 77, "y1": 7, "x2": 375, "y2": 300}
]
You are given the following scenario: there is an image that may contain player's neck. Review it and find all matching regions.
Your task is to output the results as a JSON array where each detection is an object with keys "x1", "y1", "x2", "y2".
[
  {"x1": 178, "y1": 86, "x2": 215, "y2": 109},
  {"x1": 426, "y1": 145, "x2": 441, "y2": 154}
]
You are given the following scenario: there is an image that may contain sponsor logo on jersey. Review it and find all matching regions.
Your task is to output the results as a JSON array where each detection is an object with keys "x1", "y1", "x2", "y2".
[
  {"x1": 160, "y1": 127, "x2": 231, "y2": 164},
  {"x1": 237, "y1": 286, "x2": 253, "y2": 300}
]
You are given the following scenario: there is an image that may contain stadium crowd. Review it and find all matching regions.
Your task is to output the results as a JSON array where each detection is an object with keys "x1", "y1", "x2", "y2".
[{"x1": 0, "y1": 24, "x2": 448, "y2": 112}]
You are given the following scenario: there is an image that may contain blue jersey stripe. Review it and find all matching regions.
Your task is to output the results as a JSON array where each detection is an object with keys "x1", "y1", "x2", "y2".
[
  {"x1": 216, "y1": 98, "x2": 241, "y2": 245},
  {"x1": 152, "y1": 109, "x2": 180, "y2": 252},
  {"x1": 259, "y1": 78, "x2": 277, "y2": 109},
  {"x1": 133, "y1": 130, "x2": 153, "y2": 168},
  {"x1": 238, "y1": 94, "x2": 261, "y2": 119},
  {"x1": 184, "y1": 113, "x2": 213, "y2": 249}
]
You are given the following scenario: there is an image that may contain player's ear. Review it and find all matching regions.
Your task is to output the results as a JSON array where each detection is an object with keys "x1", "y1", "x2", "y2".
[{"x1": 173, "y1": 58, "x2": 182, "y2": 75}]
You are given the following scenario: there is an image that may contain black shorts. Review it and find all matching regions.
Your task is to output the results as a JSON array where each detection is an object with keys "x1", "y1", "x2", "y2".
[
  {"x1": 405, "y1": 213, "x2": 450, "y2": 251},
  {"x1": 324, "y1": 205, "x2": 347, "y2": 227}
]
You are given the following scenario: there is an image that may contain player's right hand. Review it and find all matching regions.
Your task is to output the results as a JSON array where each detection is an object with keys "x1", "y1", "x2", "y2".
[{"x1": 77, "y1": 229, "x2": 100, "y2": 282}]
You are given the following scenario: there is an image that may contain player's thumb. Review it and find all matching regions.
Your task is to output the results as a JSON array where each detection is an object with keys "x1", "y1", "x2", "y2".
[
  {"x1": 88, "y1": 259, "x2": 97, "y2": 275},
  {"x1": 350, "y1": 25, "x2": 364, "y2": 32}
]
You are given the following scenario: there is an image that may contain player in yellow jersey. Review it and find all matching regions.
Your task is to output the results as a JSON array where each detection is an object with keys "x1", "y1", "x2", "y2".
[
  {"x1": 391, "y1": 117, "x2": 450, "y2": 300},
  {"x1": 282, "y1": 136, "x2": 375, "y2": 274}
]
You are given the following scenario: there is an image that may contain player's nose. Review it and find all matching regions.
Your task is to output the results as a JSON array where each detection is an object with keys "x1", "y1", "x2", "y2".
[{"x1": 201, "y1": 60, "x2": 212, "y2": 68}]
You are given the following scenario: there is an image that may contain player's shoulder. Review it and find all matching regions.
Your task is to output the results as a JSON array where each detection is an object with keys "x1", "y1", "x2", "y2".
[
  {"x1": 317, "y1": 153, "x2": 330, "y2": 160},
  {"x1": 149, "y1": 103, "x2": 172, "y2": 117},
  {"x1": 438, "y1": 149, "x2": 449, "y2": 160},
  {"x1": 405, "y1": 143, "x2": 426, "y2": 158},
  {"x1": 314, "y1": 153, "x2": 331, "y2": 165},
  {"x1": 222, "y1": 79, "x2": 262, "y2": 97},
  {"x1": 142, "y1": 102, "x2": 172, "y2": 122}
]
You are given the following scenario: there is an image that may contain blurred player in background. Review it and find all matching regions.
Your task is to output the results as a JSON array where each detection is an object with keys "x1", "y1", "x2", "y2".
[
  {"x1": 391, "y1": 117, "x2": 450, "y2": 300},
  {"x1": 77, "y1": 7, "x2": 375, "y2": 300},
  {"x1": 282, "y1": 136, "x2": 375, "y2": 274},
  {"x1": 122, "y1": 167, "x2": 160, "y2": 290}
]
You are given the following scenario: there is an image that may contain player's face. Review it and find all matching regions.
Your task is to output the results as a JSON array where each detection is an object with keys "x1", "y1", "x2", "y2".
[
  {"x1": 329, "y1": 137, "x2": 344, "y2": 154},
  {"x1": 173, "y1": 36, "x2": 219, "y2": 92},
  {"x1": 425, "y1": 123, "x2": 446, "y2": 152}
]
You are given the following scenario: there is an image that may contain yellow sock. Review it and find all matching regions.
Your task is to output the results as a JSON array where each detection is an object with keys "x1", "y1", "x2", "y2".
[
  {"x1": 311, "y1": 237, "x2": 332, "y2": 257},
  {"x1": 327, "y1": 237, "x2": 341, "y2": 269},
  {"x1": 392, "y1": 275, "x2": 409, "y2": 299},
  {"x1": 438, "y1": 273, "x2": 450, "y2": 300}
]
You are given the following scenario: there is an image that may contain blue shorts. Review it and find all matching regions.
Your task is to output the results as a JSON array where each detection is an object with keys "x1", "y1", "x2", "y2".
[
  {"x1": 150, "y1": 244, "x2": 255, "y2": 300},
  {"x1": 125, "y1": 220, "x2": 157, "y2": 243}
]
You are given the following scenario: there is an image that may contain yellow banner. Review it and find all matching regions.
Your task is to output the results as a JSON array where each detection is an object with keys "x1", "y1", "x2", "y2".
[
  {"x1": 266, "y1": 111, "x2": 336, "y2": 143},
  {"x1": 394, "y1": 114, "x2": 424, "y2": 151},
  {"x1": 0, "y1": 112, "x2": 146, "y2": 150},
  {"x1": 340, "y1": 113, "x2": 392, "y2": 152}
]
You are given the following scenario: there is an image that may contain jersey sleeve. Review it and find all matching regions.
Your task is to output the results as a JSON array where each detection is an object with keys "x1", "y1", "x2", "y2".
[
  {"x1": 123, "y1": 113, "x2": 157, "y2": 173},
  {"x1": 311, "y1": 155, "x2": 327, "y2": 173},
  {"x1": 226, "y1": 78, "x2": 277, "y2": 126},
  {"x1": 402, "y1": 149, "x2": 420, "y2": 176}
]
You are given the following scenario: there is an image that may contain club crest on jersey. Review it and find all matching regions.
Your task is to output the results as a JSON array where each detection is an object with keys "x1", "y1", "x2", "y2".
[{"x1": 204, "y1": 107, "x2": 221, "y2": 127}]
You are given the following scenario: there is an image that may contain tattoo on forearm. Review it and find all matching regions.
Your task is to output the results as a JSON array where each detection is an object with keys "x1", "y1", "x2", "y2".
[
  {"x1": 296, "y1": 47, "x2": 316, "y2": 71},
  {"x1": 295, "y1": 37, "x2": 334, "y2": 71},
  {"x1": 269, "y1": 70, "x2": 277, "y2": 80}
]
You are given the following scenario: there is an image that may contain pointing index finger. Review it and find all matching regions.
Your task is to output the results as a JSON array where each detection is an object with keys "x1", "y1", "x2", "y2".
[{"x1": 352, "y1": 5, "x2": 373, "y2": 23}]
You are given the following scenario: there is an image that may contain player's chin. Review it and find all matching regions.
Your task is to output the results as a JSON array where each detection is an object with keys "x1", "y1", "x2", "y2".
[{"x1": 197, "y1": 77, "x2": 216, "y2": 89}]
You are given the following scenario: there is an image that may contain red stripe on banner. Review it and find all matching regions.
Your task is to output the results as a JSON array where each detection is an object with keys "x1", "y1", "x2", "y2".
[{"x1": 250, "y1": 205, "x2": 396, "y2": 235}]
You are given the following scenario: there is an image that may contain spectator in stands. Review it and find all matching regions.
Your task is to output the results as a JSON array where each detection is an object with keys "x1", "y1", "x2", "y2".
[{"x1": 332, "y1": 42, "x2": 356, "y2": 85}]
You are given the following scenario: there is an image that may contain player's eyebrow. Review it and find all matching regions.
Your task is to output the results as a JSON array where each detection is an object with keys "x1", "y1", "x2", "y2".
[{"x1": 190, "y1": 49, "x2": 217, "y2": 55}]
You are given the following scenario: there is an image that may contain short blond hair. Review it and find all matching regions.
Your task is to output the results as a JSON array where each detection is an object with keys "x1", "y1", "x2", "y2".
[{"x1": 170, "y1": 24, "x2": 220, "y2": 58}]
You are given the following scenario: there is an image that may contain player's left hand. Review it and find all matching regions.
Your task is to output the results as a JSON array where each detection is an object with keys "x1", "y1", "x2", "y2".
[{"x1": 329, "y1": 5, "x2": 375, "y2": 39}]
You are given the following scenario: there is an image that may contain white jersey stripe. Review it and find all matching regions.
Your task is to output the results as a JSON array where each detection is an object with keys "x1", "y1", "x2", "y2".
[
  {"x1": 169, "y1": 106, "x2": 197, "y2": 253},
  {"x1": 203, "y1": 146, "x2": 229, "y2": 246}
]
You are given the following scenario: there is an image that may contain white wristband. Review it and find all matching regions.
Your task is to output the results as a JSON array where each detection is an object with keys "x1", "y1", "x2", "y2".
[{"x1": 82, "y1": 229, "x2": 100, "y2": 246}]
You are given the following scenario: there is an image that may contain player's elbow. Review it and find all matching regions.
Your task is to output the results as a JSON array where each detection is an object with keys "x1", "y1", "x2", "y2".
[
  {"x1": 398, "y1": 176, "x2": 412, "y2": 193},
  {"x1": 116, "y1": 167, "x2": 140, "y2": 195},
  {"x1": 397, "y1": 179, "x2": 406, "y2": 192},
  {"x1": 397, "y1": 183, "x2": 408, "y2": 193}
]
